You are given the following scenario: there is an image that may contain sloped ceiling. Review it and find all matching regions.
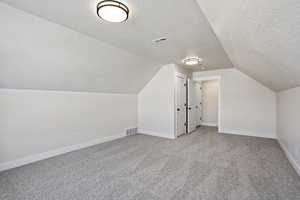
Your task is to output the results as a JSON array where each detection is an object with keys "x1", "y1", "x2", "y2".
[
  {"x1": 1, "y1": 0, "x2": 299, "y2": 93},
  {"x1": 196, "y1": 0, "x2": 300, "y2": 91},
  {"x1": 0, "y1": 3, "x2": 160, "y2": 94},
  {"x1": 0, "y1": 0, "x2": 233, "y2": 94}
]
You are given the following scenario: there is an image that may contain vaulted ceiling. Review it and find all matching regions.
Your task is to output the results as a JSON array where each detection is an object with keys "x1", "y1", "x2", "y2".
[
  {"x1": 0, "y1": 0, "x2": 299, "y2": 92},
  {"x1": 196, "y1": 0, "x2": 300, "y2": 91},
  {"x1": 0, "y1": 0, "x2": 233, "y2": 70},
  {"x1": 0, "y1": 0, "x2": 233, "y2": 94},
  {"x1": 0, "y1": 3, "x2": 161, "y2": 93}
]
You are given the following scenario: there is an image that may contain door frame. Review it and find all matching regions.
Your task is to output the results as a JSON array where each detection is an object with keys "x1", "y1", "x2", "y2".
[
  {"x1": 174, "y1": 72, "x2": 187, "y2": 138},
  {"x1": 193, "y1": 76, "x2": 221, "y2": 133}
]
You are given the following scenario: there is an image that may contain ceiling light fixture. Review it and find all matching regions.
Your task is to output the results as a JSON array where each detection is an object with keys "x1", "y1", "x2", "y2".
[
  {"x1": 97, "y1": 0, "x2": 129, "y2": 23},
  {"x1": 182, "y1": 57, "x2": 203, "y2": 65}
]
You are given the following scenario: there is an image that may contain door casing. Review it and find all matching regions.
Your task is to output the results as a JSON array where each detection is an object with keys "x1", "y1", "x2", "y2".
[{"x1": 174, "y1": 72, "x2": 187, "y2": 138}]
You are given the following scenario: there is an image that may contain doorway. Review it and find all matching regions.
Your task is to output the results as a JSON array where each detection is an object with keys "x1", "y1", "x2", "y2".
[
  {"x1": 192, "y1": 76, "x2": 221, "y2": 131},
  {"x1": 201, "y1": 80, "x2": 219, "y2": 127}
]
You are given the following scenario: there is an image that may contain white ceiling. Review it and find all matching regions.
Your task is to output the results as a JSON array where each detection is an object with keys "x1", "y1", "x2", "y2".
[
  {"x1": 0, "y1": 3, "x2": 160, "y2": 93},
  {"x1": 2, "y1": 0, "x2": 298, "y2": 92},
  {"x1": 196, "y1": 0, "x2": 300, "y2": 91},
  {"x1": 0, "y1": 0, "x2": 233, "y2": 72}
]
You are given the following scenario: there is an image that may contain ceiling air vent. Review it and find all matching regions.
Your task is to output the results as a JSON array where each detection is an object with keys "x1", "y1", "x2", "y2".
[{"x1": 152, "y1": 37, "x2": 168, "y2": 43}]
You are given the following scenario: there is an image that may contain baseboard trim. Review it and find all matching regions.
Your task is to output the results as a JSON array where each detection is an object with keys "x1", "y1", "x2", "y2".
[
  {"x1": 139, "y1": 129, "x2": 176, "y2": 139},
  {"x1": 201, "y1": 122, "x2": 218, "y2": 127},
  {"x1": 278, "y1": 140, "x2": 300, "y2": 177},
  {"x1": 0, "y1": 133, "x2": 126, "y2": 172},
  {"x1": 220, "y1": 128, "x2": 276, "y2": 139}
]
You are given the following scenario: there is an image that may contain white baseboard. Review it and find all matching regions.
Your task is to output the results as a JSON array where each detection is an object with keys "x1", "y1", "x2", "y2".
[
  {"x1": 278, "y1": 140, "x2": 300, "y2": 177},
  {"x1": 0, "y1": 133, "x2": 126, "y2": 172},
  {"x1": 139, "y1": 129, "x2": 176, "y2": 139},
  {"x1": 220, "y1": 128, "x2": 276, "y2": 139},
  {"x1": 201, "y1": 122, "x2": 218, "y2": 127}
]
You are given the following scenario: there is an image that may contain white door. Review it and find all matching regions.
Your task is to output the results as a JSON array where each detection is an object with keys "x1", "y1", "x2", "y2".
[
  {"x1": 195, "y1": 82, "x2": 202, "y2": 126},
  {"x1": 175, "y1": 75, "x2": 186, "y2": 137},
  {"x1": 187, "y1": 79, "x2": 197, "y2": 133}
]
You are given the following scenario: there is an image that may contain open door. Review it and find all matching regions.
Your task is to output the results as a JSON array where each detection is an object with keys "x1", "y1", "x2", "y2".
[
  {"x1": 187, "y1": 79, "x2": 197, "y2": 133},
  {"x1": 175, "y1": 74, "x2": 187, "y2": 137},
  {"x1": 195, "y1": 81, "x2": 202, "y2": 126}
]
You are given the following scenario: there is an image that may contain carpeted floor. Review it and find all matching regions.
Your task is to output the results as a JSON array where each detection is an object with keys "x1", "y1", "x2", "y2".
[{"x1": 1, "y1": 126, "x2": 300, "y2": 200}]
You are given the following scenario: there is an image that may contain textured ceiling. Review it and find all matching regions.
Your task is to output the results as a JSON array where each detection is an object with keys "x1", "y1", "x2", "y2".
[
  {"x1": 3, "y1": 0, "x2": 297, "y2": 92},
  {"x1": 196, "y1": 0, "x2": 300, "y2": 91},
  {"x1": 0, "y1": 0, "x2": 233, "y2": 72}
]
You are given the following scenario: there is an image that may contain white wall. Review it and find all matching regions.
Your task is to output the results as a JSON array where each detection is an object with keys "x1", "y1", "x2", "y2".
[
  {"x1": 0, "y1": 89, "x2": 137, "y2": 168},
  {"x1": 193, "y1": 68, "x2": 276, "y2": 138},
  {"x1": 277, "y1": 86, "x2": 300, "y2": 174},
  {"x1": 202, "y1": 80, "x2": 219, "y2": 126},
  {"x1": 0, "y1": 3, "x2": 148, "y2": 171},
  {"x1": 174, "y1": 65, "x2": 193, "y2": 78},
  {"x1": 138, "y1": 64, "x2": 176, "y2": 139}
]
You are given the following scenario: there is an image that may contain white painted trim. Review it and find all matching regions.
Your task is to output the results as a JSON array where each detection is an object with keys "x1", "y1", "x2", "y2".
[
  {"x1": 139, "y1": 129, "x2": 176, "y2": 139},
  {"x1": 220, "y1": 128, "x2": 276, "y2": 139},
  {"x1": 175, "y1": 71, "x2": 187, "y2": 79},
  {"x1": 278, "y1": 140, "x2": 300, "y2": 177},
  {"x1": 174, "y1": 73, "x2": 187, "y2": 138},
  {"x1": 193, "y1": 76, "x2": 220, "y2": 81},
  {"x1": 217, "y1": 78, "x2": 221, "y2": 132},
  {"x1": 201, "y1": 122, "x2": 218, "y2": 127},
  {"x1": 0, "y1": 133, "x2": 126, "y2": 172}
]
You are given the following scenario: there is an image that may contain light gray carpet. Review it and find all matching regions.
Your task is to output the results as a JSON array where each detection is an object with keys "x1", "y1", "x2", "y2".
[{"x1": 1, "y1": 126, "x2": 300, "y2": 200}]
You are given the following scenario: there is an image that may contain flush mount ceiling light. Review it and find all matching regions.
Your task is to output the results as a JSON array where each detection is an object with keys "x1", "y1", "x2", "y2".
[
  {"x1": 182, "y1": 57, "x2": 203, "y2": 65},
  {"x1": 97, "y1": 0, "x2": 129, "y2": 23}
]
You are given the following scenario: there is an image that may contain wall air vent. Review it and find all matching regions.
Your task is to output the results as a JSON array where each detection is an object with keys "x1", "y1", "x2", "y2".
[{"x1": 126, "y1": 127, "x2": 137, "y2": 136}]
